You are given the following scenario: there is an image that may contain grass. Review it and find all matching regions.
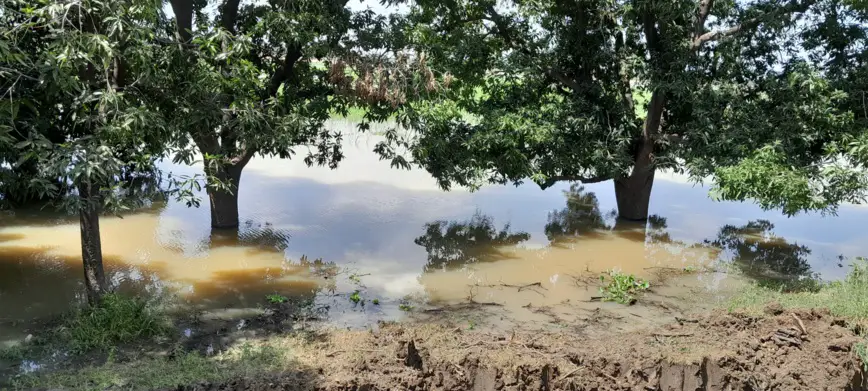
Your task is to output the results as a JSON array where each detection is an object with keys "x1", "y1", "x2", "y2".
[
  {"x1": 58, "y1": 294, "x2": 171, "y2": 354},
  {"x1": 728, "y1": 261, "x2": 868, "y2": 322},
  {"x1": 12, "y1": 342, "x2": 289, "y2": 390},
  {"x1": 599, "y1": 269, "x2": 651, "y2": 305},
  {"x1": 266, "y1": 294, "x2": 289, "y2": 304}
]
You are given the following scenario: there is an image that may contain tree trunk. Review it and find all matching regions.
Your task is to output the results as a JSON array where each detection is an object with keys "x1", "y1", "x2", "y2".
[
  {"x1": 614, "y1": 90, "x2": 665, "y2": 221},
  {"x1": 206, "y1": 164, "x2": 243, "y2": 229},
  {"x1": 614, "y1": 162, "x2": 655, "y2": 221},
  {"x1": 79, "y1": 186, "x2": 107, "y2": 306}
]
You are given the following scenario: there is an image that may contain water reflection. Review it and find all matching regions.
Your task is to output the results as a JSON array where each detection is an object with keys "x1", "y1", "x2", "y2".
[
  {"x1": 706, "y1": 220, "x2": 817, "y2": 289},
  {"x1": 414, "y1": 213, "x2": 530, "y2": 272},
  {"x1": 1, "y1": 125, "x2": 867, "y2": 338}
]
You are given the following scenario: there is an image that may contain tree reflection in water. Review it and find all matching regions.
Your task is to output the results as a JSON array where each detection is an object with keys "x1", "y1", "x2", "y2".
[
  {"x1": 416, "y1": 184, "x2": 824, "y2": 291},
  {"x1": 414, "y1": 212, "x2": 530, "y2": 272},
  {"x1": 705, "y1": 220, "x2": 818, "y2": 290}
]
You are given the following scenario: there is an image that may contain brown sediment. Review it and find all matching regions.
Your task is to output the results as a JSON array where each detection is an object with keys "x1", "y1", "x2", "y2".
[{"x1": 171, "y1": 308, "x2": 866, "y2": 391}]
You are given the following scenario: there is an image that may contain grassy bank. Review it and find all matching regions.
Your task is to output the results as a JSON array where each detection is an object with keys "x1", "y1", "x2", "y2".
[
  {"x1": 11, "y1": 342, "x2": 291, "y2": 390},
  {"x1": 727, "y1": 260, "x2": 868, "y2": 322}
]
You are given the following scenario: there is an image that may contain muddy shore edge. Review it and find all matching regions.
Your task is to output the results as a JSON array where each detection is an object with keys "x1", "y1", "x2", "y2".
[{"x1": 165, "y1": 308, "x2": 867, "y2": 391}]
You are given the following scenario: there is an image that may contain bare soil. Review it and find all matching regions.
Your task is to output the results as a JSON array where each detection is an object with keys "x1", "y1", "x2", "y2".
[{"x1": 170, "y1": 306, "x2": 867, "y2": 391}]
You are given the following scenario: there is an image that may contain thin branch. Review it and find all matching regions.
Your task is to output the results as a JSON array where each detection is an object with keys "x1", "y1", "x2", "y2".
[
  {"x1": 691, "y1": 0, "x2": 817, "y2": 49},
  {"x1": 540, "y1": 174, "x2": 612, "y2": 189}
]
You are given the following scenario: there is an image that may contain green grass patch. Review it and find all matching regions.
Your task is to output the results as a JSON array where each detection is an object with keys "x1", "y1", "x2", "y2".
[
  {"x1": 727, "y1": 261, "x2": 868, "y2": 322},
  {"x1": 599, "y1": 269, "x2": 651, "y2": 305},
  {"x1": 12, "y1": 342, "x2": 288, "y2": 390},
  {"x1": 59, "y1": 294, "x2": 171, "y2": 354}
]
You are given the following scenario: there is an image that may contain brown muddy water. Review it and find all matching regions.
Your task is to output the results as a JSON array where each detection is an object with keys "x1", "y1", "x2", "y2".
[{"x1": 0, "y1": 120, "x2": 865, "y2": 345}]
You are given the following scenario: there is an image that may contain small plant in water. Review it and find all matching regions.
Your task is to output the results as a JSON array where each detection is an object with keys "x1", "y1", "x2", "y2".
[
  {"x1": 599, "y1": 269, "x2": 650, "y2": 305},
  {"x1": 266, "y1": 294, "x2": 288, "y2": 304},
  {"x1": 372, "y1": 299, "x2": 380, "y2": 305},
  {"x1": 398, "y1": 303, "x2": 414, "y2": 312},
  {"x1": 350, "y1": 290, "x2": 362, "y2": 304}
]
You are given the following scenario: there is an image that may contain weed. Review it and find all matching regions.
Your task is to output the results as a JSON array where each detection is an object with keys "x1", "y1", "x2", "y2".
[
  {"x1": 349, "y1": 290, "x2": 362, "y2": 304},
  {"x1": 398, "y1": 303, "x2": 414, "y2": 312},
  {"x1": 599, "y1": 269, "x2": 650, "y2": 305},
  {"x1": 59, "y1": 294, "x2": 171, "y2": 354},
  {"x1": 372, "y1": 299, "x2": 380, "y2": 305},
  {"x1": 266, "y1": 294, "x2": 288, "y2": 304},
  {"x1": 682, "y1": 265, "x2": 697, "y2": 273},
  {"x1": 0, "y1": 344, "x2": 25, "y2": 361},
  {"x1": 467, "y1": 321, "x2": 476, "y2": 330}
]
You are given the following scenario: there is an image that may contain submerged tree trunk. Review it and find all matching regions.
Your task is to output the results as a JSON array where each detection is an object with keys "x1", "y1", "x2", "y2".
[
  {"x1": 78, "y1": 186, "x2": 107, "y2": 306},
  {"x1": 614, "y1": 90, "x2": 665, "y2": 221},
  {"x1": 614, "y1": 161, "x2": 655, "y2": 221},
  {"x1": 206, "y1": 164, "x2": 243, "y2": 229}
]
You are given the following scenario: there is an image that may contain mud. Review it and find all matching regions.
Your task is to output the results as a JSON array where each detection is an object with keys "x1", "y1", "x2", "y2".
[{"x1": 171, "y1": 308, "x2": 866, "y2": 391}]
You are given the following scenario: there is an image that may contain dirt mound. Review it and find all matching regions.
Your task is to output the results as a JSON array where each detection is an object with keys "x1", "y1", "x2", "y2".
[{"x1": 172, "y1": 309, "x2": 866, "y2": 391}]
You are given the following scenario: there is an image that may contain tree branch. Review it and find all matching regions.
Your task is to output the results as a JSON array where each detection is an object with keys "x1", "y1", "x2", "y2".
[
  {"x1": 483, "y1": 7, "x2": 582, "y2": 94},
  {"x1": 692, "y1": 0, "x2": 817, "y2": 49},
  {"x1": 267, "y1": 44, "x2": 303, "y2": 98},
  {"x1": 231, "y1": 147, "x2": 257, "y2": 168},
  {"x1": 220, "y1": 0, "x2": 242, "y2": 33},
  {"x1": 169, "y1": 0, "x2": 193, "y2": 43},
  {"x1": 693, "y1": 0, "x2": 715, "y2": 40},
  {"x1": 540, "y1": 174, "x2": 613, "y2": 189}
]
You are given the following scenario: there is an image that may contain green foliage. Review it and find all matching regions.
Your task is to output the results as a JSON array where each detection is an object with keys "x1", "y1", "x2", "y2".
[
  {"x1": 266, "y1": 294, "x2": 289, "y2": 304},
  {"x1": 380, "y1": 0, "x2": 868, "y2": 215},
  {"x1": 729, "y1": 259, "x2": 868, "y2": 321},
  {"x1": 12, "y1": 343, "x2": 285, "y2": 390},
  {"x1": 398, "y1": 303, "x2": 414, "y2": 312},
  {"x1": 349, "y1": 290, "x2": 362, "y2": 304},
  {"x1": 372, "y1": 299, "x2": 380, "y2": 305},
  {"x1": 59, "y1": 294, "x2": 170, "y2": 354},
  {"x1": 599, "y1": 270, "x2": 650, "y2": 305},
  {"x1": 857, "y1": 339, "x2": 868, "y2": 372}
]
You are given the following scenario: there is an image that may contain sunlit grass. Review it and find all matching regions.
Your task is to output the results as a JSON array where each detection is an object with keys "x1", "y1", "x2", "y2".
[
  {"x1": 728, "y1": 260, "x2": 868, "y2": 322},
  {"x1": 59, "y1": 294, "x2": 172, "y2": 354}
]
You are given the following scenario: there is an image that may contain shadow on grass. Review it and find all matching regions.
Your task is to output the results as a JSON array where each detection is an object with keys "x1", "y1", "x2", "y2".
[{"x1": 8, "y1": 339, "x2": 322, "y2": 390}]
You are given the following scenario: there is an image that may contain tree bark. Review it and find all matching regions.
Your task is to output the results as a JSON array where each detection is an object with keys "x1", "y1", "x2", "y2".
[
  {"x1": 614, "y1": 163, "x2": 655, "y2": 221},
  {"x1": 78, "y1": 185, "x2": 107, "y2": 306},
  {"x1": 614, "y1": 90, "x2": 665, "y2": 221},
  {"x1": 206, "y1": 164, "x2": 243, "y2": 229}
]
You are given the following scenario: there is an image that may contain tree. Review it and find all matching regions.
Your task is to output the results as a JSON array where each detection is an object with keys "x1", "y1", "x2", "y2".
[
  {"x1": 378, "y1": 0, "x2": 868, "y2": 219},
  {"x1": 161, "y1": 0, "x2": 425, "y2": 229},
  {"x1": 0, "y1": 0, "x2": 186, "y2": 305}
]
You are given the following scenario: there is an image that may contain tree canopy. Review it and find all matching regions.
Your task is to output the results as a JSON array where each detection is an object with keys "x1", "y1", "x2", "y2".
[
  {"x1": 378, "y1": 0, "x2": 868, "y2": 218},
  {"x1": 161, "y1": 0, "x2": 432, "y2": 228}
]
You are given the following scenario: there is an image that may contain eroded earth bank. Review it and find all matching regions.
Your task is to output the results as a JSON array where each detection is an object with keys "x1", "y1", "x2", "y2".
[{"x1": 171, "y1": 307, "x2": 866, "y2": 391}]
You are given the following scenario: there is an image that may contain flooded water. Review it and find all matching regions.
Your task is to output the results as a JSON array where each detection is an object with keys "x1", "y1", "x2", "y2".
[{"x1": 1, "y1": 120, "x2": 866, "y2": 341}]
